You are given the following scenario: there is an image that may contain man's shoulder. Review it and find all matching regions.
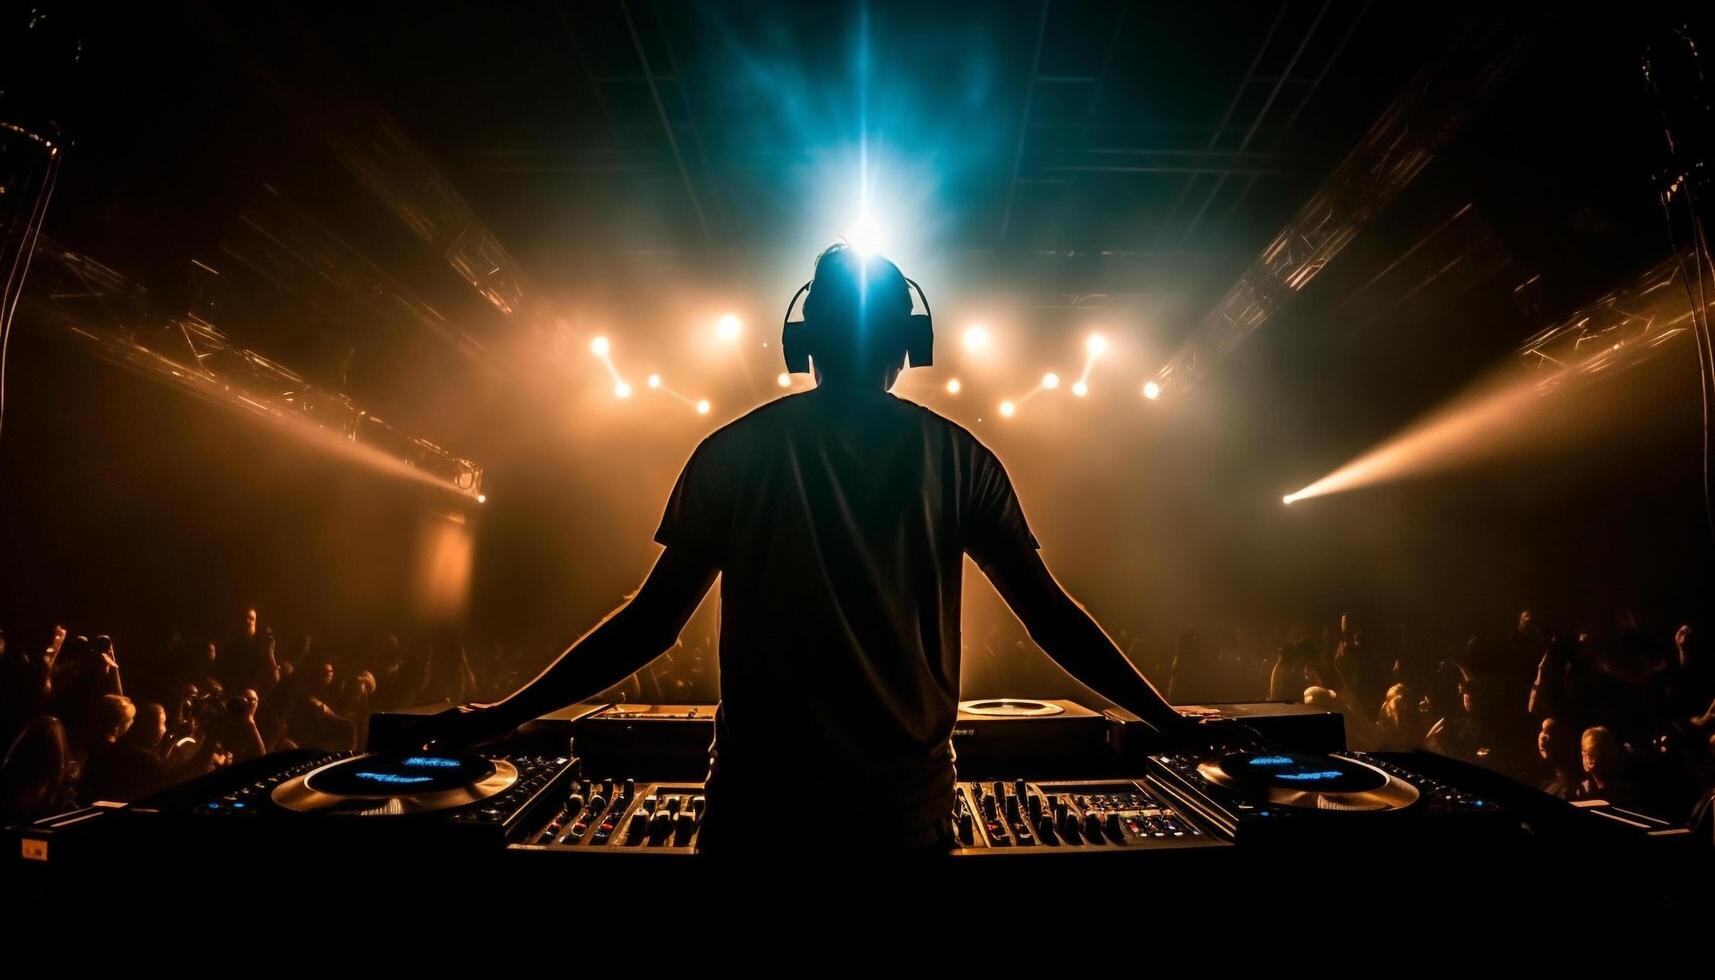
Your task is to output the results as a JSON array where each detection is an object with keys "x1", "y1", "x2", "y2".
[
  {"x1": 889, "y1": 395, "x2": 1003, "y2": 463},
  {"x1": 691, "y1": 393, "x2": 811, "y2": 454},
  {"x1": 896, "y1": 395, "x2": 982, "y2": 437},
  {"x1": 688, "y1": 390, "x2": 998, "y2": 461}
]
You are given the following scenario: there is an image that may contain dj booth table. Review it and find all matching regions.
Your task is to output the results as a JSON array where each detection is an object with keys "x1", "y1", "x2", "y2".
[{"x1": 11, "y1": 699, "x2": 1703, "y2": 920}]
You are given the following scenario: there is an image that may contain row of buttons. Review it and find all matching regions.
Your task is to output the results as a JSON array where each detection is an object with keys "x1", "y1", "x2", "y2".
[
  {"x1": 455, "y1": 757, "x2": 570, "y2": 825},
  {"x1": 199, "y1": 754, "x2": 340, "y2": 814},
  {"x1": 1352, "y1": 753, "x2": 1494, "y2": 811}
]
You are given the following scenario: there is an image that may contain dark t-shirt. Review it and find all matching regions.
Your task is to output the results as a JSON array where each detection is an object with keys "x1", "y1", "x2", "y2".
[{"x1": 655, "y1": 387, "x2": 1037, "y2": 845}]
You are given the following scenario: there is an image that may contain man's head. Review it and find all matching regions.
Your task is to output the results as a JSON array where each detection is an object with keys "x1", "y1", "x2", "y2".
[
  {"x1": 1581, "y1": 725, "x2": 1622, "y2": 782},
  {"x1": 1538, "y1": 717, "x2": 1578, "y2": 772},
  {"x1": 792, "y1": 244, "x2": 919, "y2": 390},
  {"x1": 127, "y1": 702, "x2": 167, "y2": 749},
  {"x1": 242, "y1": 606, "x2": 258, "y2": 638},
  {"x1": 95, "y1": 694, "x2": 136, "y2": 743}
]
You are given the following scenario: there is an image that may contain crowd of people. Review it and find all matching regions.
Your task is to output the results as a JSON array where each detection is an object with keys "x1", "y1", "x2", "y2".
[
  {"x1": 0, "y1": 607, "x2": 564, "y2": 825},
  {"x1": 1161, "y1": 610, "x2": 1715, "y2": 833},
  {"x1": 4, "y1": 602, "x2": 1714, "y2": 842}
]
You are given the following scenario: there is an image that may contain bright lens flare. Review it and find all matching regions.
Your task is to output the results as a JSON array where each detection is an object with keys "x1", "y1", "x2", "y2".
[
  {"x1": 963, "y1": 326, "x2": 992, "y2": 352},
  {"x1": 999, "y1": 400, "x2": 1016, "y2": 418},
  {"x1": 1143, "y1": 380, "x2": 1162, "y2": 400},
  {"x1": 646, "y1": 374, "x2": 662, "y2": 390},
  {"x1": 614, "y1": 381, "x2": 632, "y2": 399},
  {"x1": 1072, "y1": 381, "x2": 1088, "y2": 398},
  {"x1": 716, "y1": 315, "x2": 742, "y2": 342},
  {"x1": 945, "y1": 378, "x2": 962, "y2": 395},
  {"x1": 776, "y1": 372, "x2": 792, "y2": 388},
  {"x1": 695, "y1": 399, "x2": 711, "y2": 415},
  {"x1": 1085, "y1": 334, "x2": 1108, "y2": 357},
  {"x1": 1041, "y1": 372, "x2": 1060, "y2": 391},
  {"x1": 476, "y1": 494, "x2": 487, "y2": 504},
  {"x1": 845, "y1": 214, "x2": 884, "y2": 257},
  {"x1": 590, "y1": 336, "x2": 610, "y2": 356}
]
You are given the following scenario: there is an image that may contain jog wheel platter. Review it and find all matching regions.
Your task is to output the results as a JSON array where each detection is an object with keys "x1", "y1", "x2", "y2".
[
  {"x1": 1195, "y1": 751, "x2": 1419, "y2": 812},
  {"x1": 271, "y1": 754, "x2": 520, "y2": 816}
]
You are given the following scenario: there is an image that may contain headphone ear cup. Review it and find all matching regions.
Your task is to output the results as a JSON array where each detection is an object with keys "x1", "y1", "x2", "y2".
[
  {"x1": 903, "y1": 313, "x2": 933, "y2": 368},
  {"x1": 781, "y1": 320, "x2": 811, "y2": 374}
]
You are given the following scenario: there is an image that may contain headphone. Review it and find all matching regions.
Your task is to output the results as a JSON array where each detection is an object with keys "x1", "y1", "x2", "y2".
[{"x1": 779, "y1": 272, "x2": 934, "y2": 375}]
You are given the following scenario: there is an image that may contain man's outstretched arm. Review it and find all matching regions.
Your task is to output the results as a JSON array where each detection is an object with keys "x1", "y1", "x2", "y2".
[
  {"x1": 978, "y1": 548, "x2": 1187, "y2": 735},
  {"x1": 402, "y1": 546, "x2": 718, "y2": 751}
]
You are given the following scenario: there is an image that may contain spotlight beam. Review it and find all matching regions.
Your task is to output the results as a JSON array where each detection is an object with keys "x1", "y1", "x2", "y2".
[
  {"x1": 1281, "y1": 359, "x2": 1574, "y2": 504},
  {"x1": 1284, "y1": 249, "x2": 1715, "y2": 504},
  {"x1": 1075, "y1": 333, "x2": 1107, "y2": 391}
]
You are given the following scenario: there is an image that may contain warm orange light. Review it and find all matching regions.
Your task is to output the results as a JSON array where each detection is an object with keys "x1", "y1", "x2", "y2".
[
  {"x1": 963, "y1": 326, "x2": 992, "y2": 352},
  {"x1": 716, "y1": 314, "x2": 742, "y2": 342},
  {"x1": 945, "y1": 378, "x2": 962, "y2": 394},
  {"x1": 1041, "y1": 372, "x2": 1060, "y2": 390},
  {"x1": 1071, "y1": 381, "x2": 1088, "y2": 397},
  {"x1": 776, "y1": 372, "x2": 792, "y2": 388},
  {"x1": 590, "y1": 336, "x2": 610, "y2": 356},
  {"x1": 999, "y1": 400, "x2": 1016, "y2": 418},
  {"x1": 695, "y1": 399, "x2": 711, "y2": 415},
  {"x1": 1143, "y1": 380, "x2": 1162, "y2": 400}
]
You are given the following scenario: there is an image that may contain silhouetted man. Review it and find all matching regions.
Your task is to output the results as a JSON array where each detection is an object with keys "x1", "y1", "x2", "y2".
[{"x1": 411, "y1": 244, "x2": 1185, "y2": 849}]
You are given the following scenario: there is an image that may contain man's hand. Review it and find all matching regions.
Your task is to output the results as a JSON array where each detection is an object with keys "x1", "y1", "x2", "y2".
[
  {"x1": 373, "y1": 703, "x2": 522, "y2": 756},
  {"x1": 977, "y1": 547, "x2": 1187, "y2": 736}
]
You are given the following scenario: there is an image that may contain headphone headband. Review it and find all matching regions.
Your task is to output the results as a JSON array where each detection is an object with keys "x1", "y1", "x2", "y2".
[{"x1": 780, "y1": 276, "x2": 933, "y2": 375}]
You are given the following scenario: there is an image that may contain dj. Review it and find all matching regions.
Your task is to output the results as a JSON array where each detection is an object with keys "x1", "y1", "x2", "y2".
[{"x1": 410, "y1": 244, "x2": 1187, "y2": 849}]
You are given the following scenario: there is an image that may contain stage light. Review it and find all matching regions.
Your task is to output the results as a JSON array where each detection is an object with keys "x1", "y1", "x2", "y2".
[
  {"x1": 1143, "y1": 380, "x2": 1162, "y2": 400},
  {"x1": 1086, "y1": 334, "x2": 1108, "y2": 357},
  {"x1": 1282, "y1": 494, "x2": 1295, "y2": 505},
  {"x1": 476, "y1": 494, "x2": 487, "y2": 504},
  {"x1": 963, "y1": 326, "x2": 992, "y2": 352},
  {"x1": 696, "y1": 399, "x2": 711, "y2": 415},
  {"x1": 1072, "y1": 381, "x2": 1088, "y2": 398},
  {"x1": 590, "y1": 336, "x2": 610, "y2": 356},
  {"x1": 716, "y1": 315, "x2": 742, "y2": 342},
  {"x1": 1042, "y1": 372, "x2": 1060, "y2": 391},
  {"x1": 614, "y1": 381, "x2": 632, "y2": 399},
  {"x1": 647, "y1": 374, "x2": 662, "y2": 390},
  {"x1": 777, "y1": 372, "x2": 792, "y2": 388},
  {"x1": 945, "y1": 378, "x2": 962, "y2": 395},
  {"x1": 999, "y1": 400, "x2": 1016, "y2": 418}
]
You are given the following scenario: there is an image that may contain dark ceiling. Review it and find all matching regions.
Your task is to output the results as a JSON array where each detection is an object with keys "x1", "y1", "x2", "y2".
[
  {"x1": 299, "y1": 1, "x2": 1443, "y2": 262},
  {"x1": 20, "y1": 2, "x2": 1684, "y2": 463}
]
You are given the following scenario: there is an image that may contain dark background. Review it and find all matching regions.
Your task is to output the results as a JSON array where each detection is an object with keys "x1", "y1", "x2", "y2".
[{"x1": 2, "y1": 2, "x2": 1709, "y2": 696}]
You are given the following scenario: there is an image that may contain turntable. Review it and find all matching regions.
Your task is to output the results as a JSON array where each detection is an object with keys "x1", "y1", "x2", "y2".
[
  {"x1": 958, "y1": 698, "x2": 1066, "y2": 718},
  {"x1": 1195, "y1": 751, "x2": 1418, "y2": 812},
  {"x1": 952, "y1": 698, "x2": 1110, "y2": 776},
  {"x1": 271, "y1": 754, "x2": 520, "y2": 816},
  {"x1": 156, "y1": 749, "x2": 577, "y2": 840},
  {"x1": 1148, "y1": 747, "x2": 1509, "y2": 843}
]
